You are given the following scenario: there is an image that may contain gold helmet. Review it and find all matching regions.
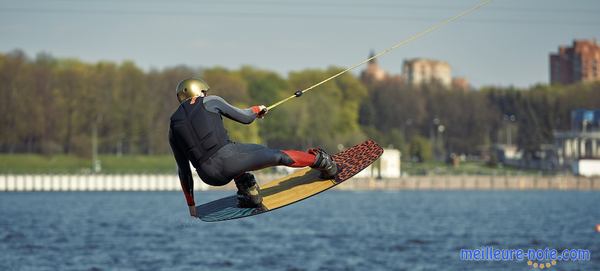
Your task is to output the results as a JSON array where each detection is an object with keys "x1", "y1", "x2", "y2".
[{"x1": 176, "y1": 78, "x2": 210, "y2": 103}]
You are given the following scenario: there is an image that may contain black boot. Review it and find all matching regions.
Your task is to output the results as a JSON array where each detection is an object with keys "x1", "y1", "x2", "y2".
[
  {"x1": 234, "y1": 173, "x2": 263, "y2": 208},
  {"x1": 309, "y1": 148, "x2": 338, "y2": 179}
]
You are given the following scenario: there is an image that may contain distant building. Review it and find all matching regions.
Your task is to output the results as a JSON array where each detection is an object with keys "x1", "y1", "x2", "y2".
[
  {"x1": 554, "y1": 109, "x2": 600, "y2": 175},
  {"x1": 355, "y1": 148, "x2": 401, "y2": 179},
  {"x1": 360, "y1": 50, "x2": 388, "y2": 84},
  {"x1": 493, "y1": 144, "x2": 522, "y2": 165},
  {"x1": 451, "y1": 77, "x2": 470, "y2": 91},
  {"x1": 360, "y1": 53, "x2": 467, "y2": 90},
  {"x1": 570, "y1": 109, "x2": 600, "y2": 131},
  {"x1": 550, "y1": 39, "x2": 600, "y2": 85},
  {"x1": 402, "y1": 58, "x2": 452, "y2": 87}
]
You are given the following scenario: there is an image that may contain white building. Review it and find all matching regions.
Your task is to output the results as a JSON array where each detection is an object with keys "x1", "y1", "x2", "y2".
[
  {"x1": 554, "y1": 131, "x2": 600, "y2": 176},
  {"x1": 360, "y1": 50, "x2": 388, "y2": 83},
  {"x1": 402, "y1": 58, "x2": 452, "y2": 87},
  {"x1": 355, "y1": 148, "x2": 401, "y2": 178}
]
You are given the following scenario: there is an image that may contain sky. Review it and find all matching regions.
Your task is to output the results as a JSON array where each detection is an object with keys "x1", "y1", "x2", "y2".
[{"x1": 0, "y1": 0, "x2": 599, "y2": 88}]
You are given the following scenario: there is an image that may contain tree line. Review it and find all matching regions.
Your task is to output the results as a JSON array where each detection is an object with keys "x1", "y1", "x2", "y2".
[{"x1": 1, "y1": 50, "x2": 599, "y2": 162}]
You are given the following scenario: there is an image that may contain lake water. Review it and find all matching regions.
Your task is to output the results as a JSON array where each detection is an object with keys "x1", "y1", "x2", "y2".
[{"x1": 0, "y1": 191, "x2": 598, "y2": 270}]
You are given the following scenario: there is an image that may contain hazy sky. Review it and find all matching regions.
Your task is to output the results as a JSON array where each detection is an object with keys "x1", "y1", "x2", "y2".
[{"x1": 1, "y1": 0, "x2": 599, "y2": 87}]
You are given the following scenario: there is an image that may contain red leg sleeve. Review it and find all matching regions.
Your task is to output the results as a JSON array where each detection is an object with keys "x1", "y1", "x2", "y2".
[{"x1": 282, "y1": 150, "x2": 316, "y2": 167}]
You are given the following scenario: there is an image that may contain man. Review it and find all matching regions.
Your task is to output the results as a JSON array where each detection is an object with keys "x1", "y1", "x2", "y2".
[{"x1": 169, "y1": 78, "x2": 338, "y2": 217}]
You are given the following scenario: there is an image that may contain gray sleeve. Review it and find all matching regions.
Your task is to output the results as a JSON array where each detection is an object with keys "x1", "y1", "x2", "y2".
[{"x1": 203, "y1": 96, "x2": 257, "y2": 124}]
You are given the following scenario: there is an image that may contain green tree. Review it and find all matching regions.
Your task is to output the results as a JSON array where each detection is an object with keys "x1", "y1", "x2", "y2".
[
  {"x1": 203, "y1": 67, "x2": 249, "y2": 105},
  {"x1": 409, "y1": 135, "x2": 432, "y2": 162},
  {"x1": 262, "y1": 67, "x2": 367, "y2": 151},
  {"x1": 238, "y1": 66, "x2": 288, "y2": 105},
  {"x1": 52, "y1": 58, "x2": 90, "y2": 155}
]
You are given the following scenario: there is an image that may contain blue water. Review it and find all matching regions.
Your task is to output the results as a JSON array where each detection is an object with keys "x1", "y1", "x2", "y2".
[{"x1": 0, "y1": 191, "x2": 598, "y2": 271}]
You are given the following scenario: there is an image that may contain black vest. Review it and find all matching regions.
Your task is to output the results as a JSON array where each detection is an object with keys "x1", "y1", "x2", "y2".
[{"x1": 169, "y1": 97, "x2": 229, "y2": 167}]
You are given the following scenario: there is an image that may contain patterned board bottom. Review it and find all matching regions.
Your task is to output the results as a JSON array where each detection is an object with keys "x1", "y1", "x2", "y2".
[{"x1": 334, "y1": 140, "x2": 384, "y2": 183}]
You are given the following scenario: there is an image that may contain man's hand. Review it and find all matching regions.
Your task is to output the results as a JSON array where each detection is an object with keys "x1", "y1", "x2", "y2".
[
  {"x1": 257, "y1": 105, "x2": 268, "y2": 118},
  {"x1": 188, "y1": 205, "x2": 197, "y2": 217}
]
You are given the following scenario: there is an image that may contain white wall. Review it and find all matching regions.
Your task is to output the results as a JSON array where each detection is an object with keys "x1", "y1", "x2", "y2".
[
  {"x1": 0, "y1": 174, "x2": 183, "y2": 191},
  {"x1": 380, "y1": 149, "x2": 401, "y2": 178},
  {"x1": 573, "y1": 159, "x2": 600, "y2": 177}
]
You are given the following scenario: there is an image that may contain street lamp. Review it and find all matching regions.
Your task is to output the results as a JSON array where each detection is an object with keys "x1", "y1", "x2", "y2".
[
  {"x1": 437, "y1": 124, "x2": 445, "y2": 161},
  {"x1": 503, "y1": 114, "x2": 516, "y2": 145},
  {"x1": 431, "y1": 117, "x2": 445, "y2": 161}
]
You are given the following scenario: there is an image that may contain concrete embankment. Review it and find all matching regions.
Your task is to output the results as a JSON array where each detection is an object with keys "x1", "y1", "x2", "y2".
[
  {"x1": 336, "y1": 175, "x2": 600, "y2": 190},
  {"x1": 0, "y1": 174, "x2": 598, "y2": 191}
]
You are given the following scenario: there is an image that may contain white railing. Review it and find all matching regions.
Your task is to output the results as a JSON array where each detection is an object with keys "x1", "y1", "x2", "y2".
[
  {"x1": 1, "y1": 174, "x2": 598, "y2": 192},
  {"x1": 0, "y1": 174, "x2": 186, "y2": 191}
]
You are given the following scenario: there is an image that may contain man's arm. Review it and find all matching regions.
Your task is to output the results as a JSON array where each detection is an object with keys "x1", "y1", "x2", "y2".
[
  {"x1": 203, "y1": 96, "x2": 266, "y2": 124},
  {"x1": 168, "y1": 128, "x2": 197, "y2": 217}
]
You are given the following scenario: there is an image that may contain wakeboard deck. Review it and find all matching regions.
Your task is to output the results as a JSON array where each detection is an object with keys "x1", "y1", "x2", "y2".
[{"x1": 196, "y1": 139, "x2": 384, "y2": 222}]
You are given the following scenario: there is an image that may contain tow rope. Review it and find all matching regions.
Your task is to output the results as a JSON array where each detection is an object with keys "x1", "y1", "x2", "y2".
[{"x1": 267, "y1": 0, "x2": 492, "y2": 111}]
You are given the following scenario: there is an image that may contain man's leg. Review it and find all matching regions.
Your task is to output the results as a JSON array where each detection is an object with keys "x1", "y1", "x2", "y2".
[
  {"x1": 218, "y1": 143, "x2": 336, "y2": 207},
  {"x1": 280, "y1": 150, "x2": 316, "y2": 167},
  {"x1": 222, "y1": 143, "x2": 334, "y2": 174},
  {"x1": 223, "y1": 143, "x2": 337, "y2": 181},
  {"x1": 220, "y1": 143, "x2": 287, "y2": 207},
  {"x1": 282, "y1": 149, "x2": 338, "y2": 178}
]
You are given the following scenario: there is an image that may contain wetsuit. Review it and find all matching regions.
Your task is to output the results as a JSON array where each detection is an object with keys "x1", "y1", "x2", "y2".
[{"x1": 169, "y1": 95, "x2": 317, "y2": 206}]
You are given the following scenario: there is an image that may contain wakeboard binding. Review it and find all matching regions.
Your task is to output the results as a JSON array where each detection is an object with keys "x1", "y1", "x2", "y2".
[
  {"x1": 309, "y1": 148, "x2": 338, "y2": 179},
  {"x1": 234, "y1": 173, "x2": 263, "y2": 208}
]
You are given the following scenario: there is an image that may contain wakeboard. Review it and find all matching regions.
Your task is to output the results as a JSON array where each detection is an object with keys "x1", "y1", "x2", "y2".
[{"x1": 196, "y1": 139, "x2": 384, "y2": 222}]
